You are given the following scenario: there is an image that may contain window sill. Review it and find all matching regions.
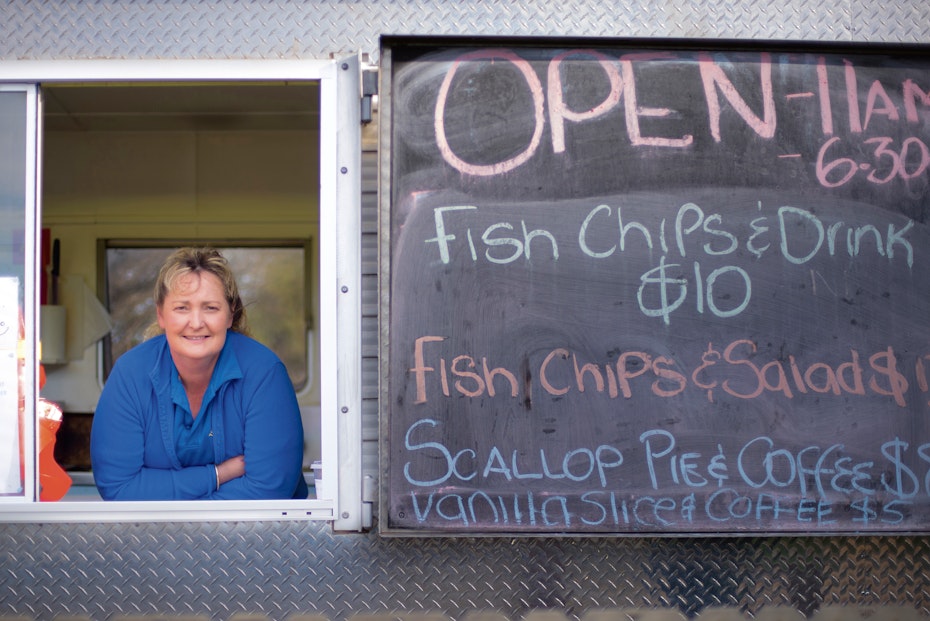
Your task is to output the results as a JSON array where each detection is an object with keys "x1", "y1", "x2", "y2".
[{"x1": 0, "y1": 497, "x2": 335, "y2": 523}]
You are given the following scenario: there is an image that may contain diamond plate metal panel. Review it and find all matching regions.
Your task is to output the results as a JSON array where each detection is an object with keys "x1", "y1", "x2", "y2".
[
  {"x1": 4, "y1": 520, "x2": 930, "y2": 620},
  {"x1": 1, "y1": 0, "x2": 929, "y2": 62}
]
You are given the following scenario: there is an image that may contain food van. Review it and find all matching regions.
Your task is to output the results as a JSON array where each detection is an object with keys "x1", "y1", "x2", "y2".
[{"x1": 2, "y1": 1, "x2": 930, "y2": 619}]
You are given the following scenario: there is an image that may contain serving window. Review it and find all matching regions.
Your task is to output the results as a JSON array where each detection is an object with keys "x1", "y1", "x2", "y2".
[{"x1": 0, "y1": 58, "x2": 364, "y2": 528}]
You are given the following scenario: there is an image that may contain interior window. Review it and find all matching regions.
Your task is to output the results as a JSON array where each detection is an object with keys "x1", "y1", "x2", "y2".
[{"x1": 104, "y1": 243, "x2": 309, "y2": 389}]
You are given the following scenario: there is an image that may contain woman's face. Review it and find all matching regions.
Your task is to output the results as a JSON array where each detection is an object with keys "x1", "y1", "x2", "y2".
[{"x1": 156, "y1": 271, "x2": 233, "y2": 370}]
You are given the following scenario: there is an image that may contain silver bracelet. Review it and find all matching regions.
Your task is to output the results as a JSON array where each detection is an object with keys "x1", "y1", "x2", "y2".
[{"x1": 215, "y1": 465, "x2": 220, "y2": 490}]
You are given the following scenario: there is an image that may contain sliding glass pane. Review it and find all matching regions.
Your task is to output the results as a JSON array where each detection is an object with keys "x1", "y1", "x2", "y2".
[{"x1": 0, "y1": 89, "x2": 35, "y2": 501}]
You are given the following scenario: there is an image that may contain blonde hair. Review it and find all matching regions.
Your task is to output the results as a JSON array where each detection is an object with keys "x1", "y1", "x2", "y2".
[{"x1": 144, "y1": 247, "x2": 249, "y2": 339}]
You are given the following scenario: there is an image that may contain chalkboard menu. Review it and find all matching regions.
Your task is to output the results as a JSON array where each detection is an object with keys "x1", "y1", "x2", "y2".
[{"x1": 382, "y1": 39, "x2": 930, "y2": 534}]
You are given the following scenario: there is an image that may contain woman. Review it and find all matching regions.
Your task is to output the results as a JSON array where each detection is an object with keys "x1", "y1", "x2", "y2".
[{"x1": 91, "y1": 247, "x2": 308, "y2": 500}]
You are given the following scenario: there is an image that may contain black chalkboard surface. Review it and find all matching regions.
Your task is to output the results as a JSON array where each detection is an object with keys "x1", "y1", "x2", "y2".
[{"x1": 382, "y1": 39, "x2": 930, "y2": 534}]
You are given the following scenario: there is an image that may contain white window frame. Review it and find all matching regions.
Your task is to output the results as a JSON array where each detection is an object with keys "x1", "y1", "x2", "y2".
[{"x1": 0, "y1": 58, "x2": 363, "y2": 529}]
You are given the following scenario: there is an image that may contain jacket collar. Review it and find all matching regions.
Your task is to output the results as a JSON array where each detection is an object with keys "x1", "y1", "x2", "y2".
[{"x1": 147, "y1": 331, "x2": 244, "y2": 393}]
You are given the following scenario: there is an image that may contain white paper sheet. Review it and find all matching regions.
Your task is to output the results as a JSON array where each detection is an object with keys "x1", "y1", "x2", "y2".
[{"x1": 0, "y1": 277, "x2": 22, "y2": 495}]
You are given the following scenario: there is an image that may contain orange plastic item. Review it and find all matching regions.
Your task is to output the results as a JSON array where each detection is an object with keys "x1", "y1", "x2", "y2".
[
  {"x1": 16, "y1": 311, "x2": 72, "y2": 500},
  {"x1": 37, "y1": 398, "x2": 72, "y2": 501}
]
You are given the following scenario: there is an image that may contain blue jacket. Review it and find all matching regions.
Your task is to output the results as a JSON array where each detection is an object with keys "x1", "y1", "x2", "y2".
[{"x1": 91, "y1": 331, "x2": 308, "y2": 500}]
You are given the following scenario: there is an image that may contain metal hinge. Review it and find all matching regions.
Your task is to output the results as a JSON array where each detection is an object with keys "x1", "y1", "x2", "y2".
[{"x1": 361, "y1": 69, "x2": 378, "y2": 124}]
